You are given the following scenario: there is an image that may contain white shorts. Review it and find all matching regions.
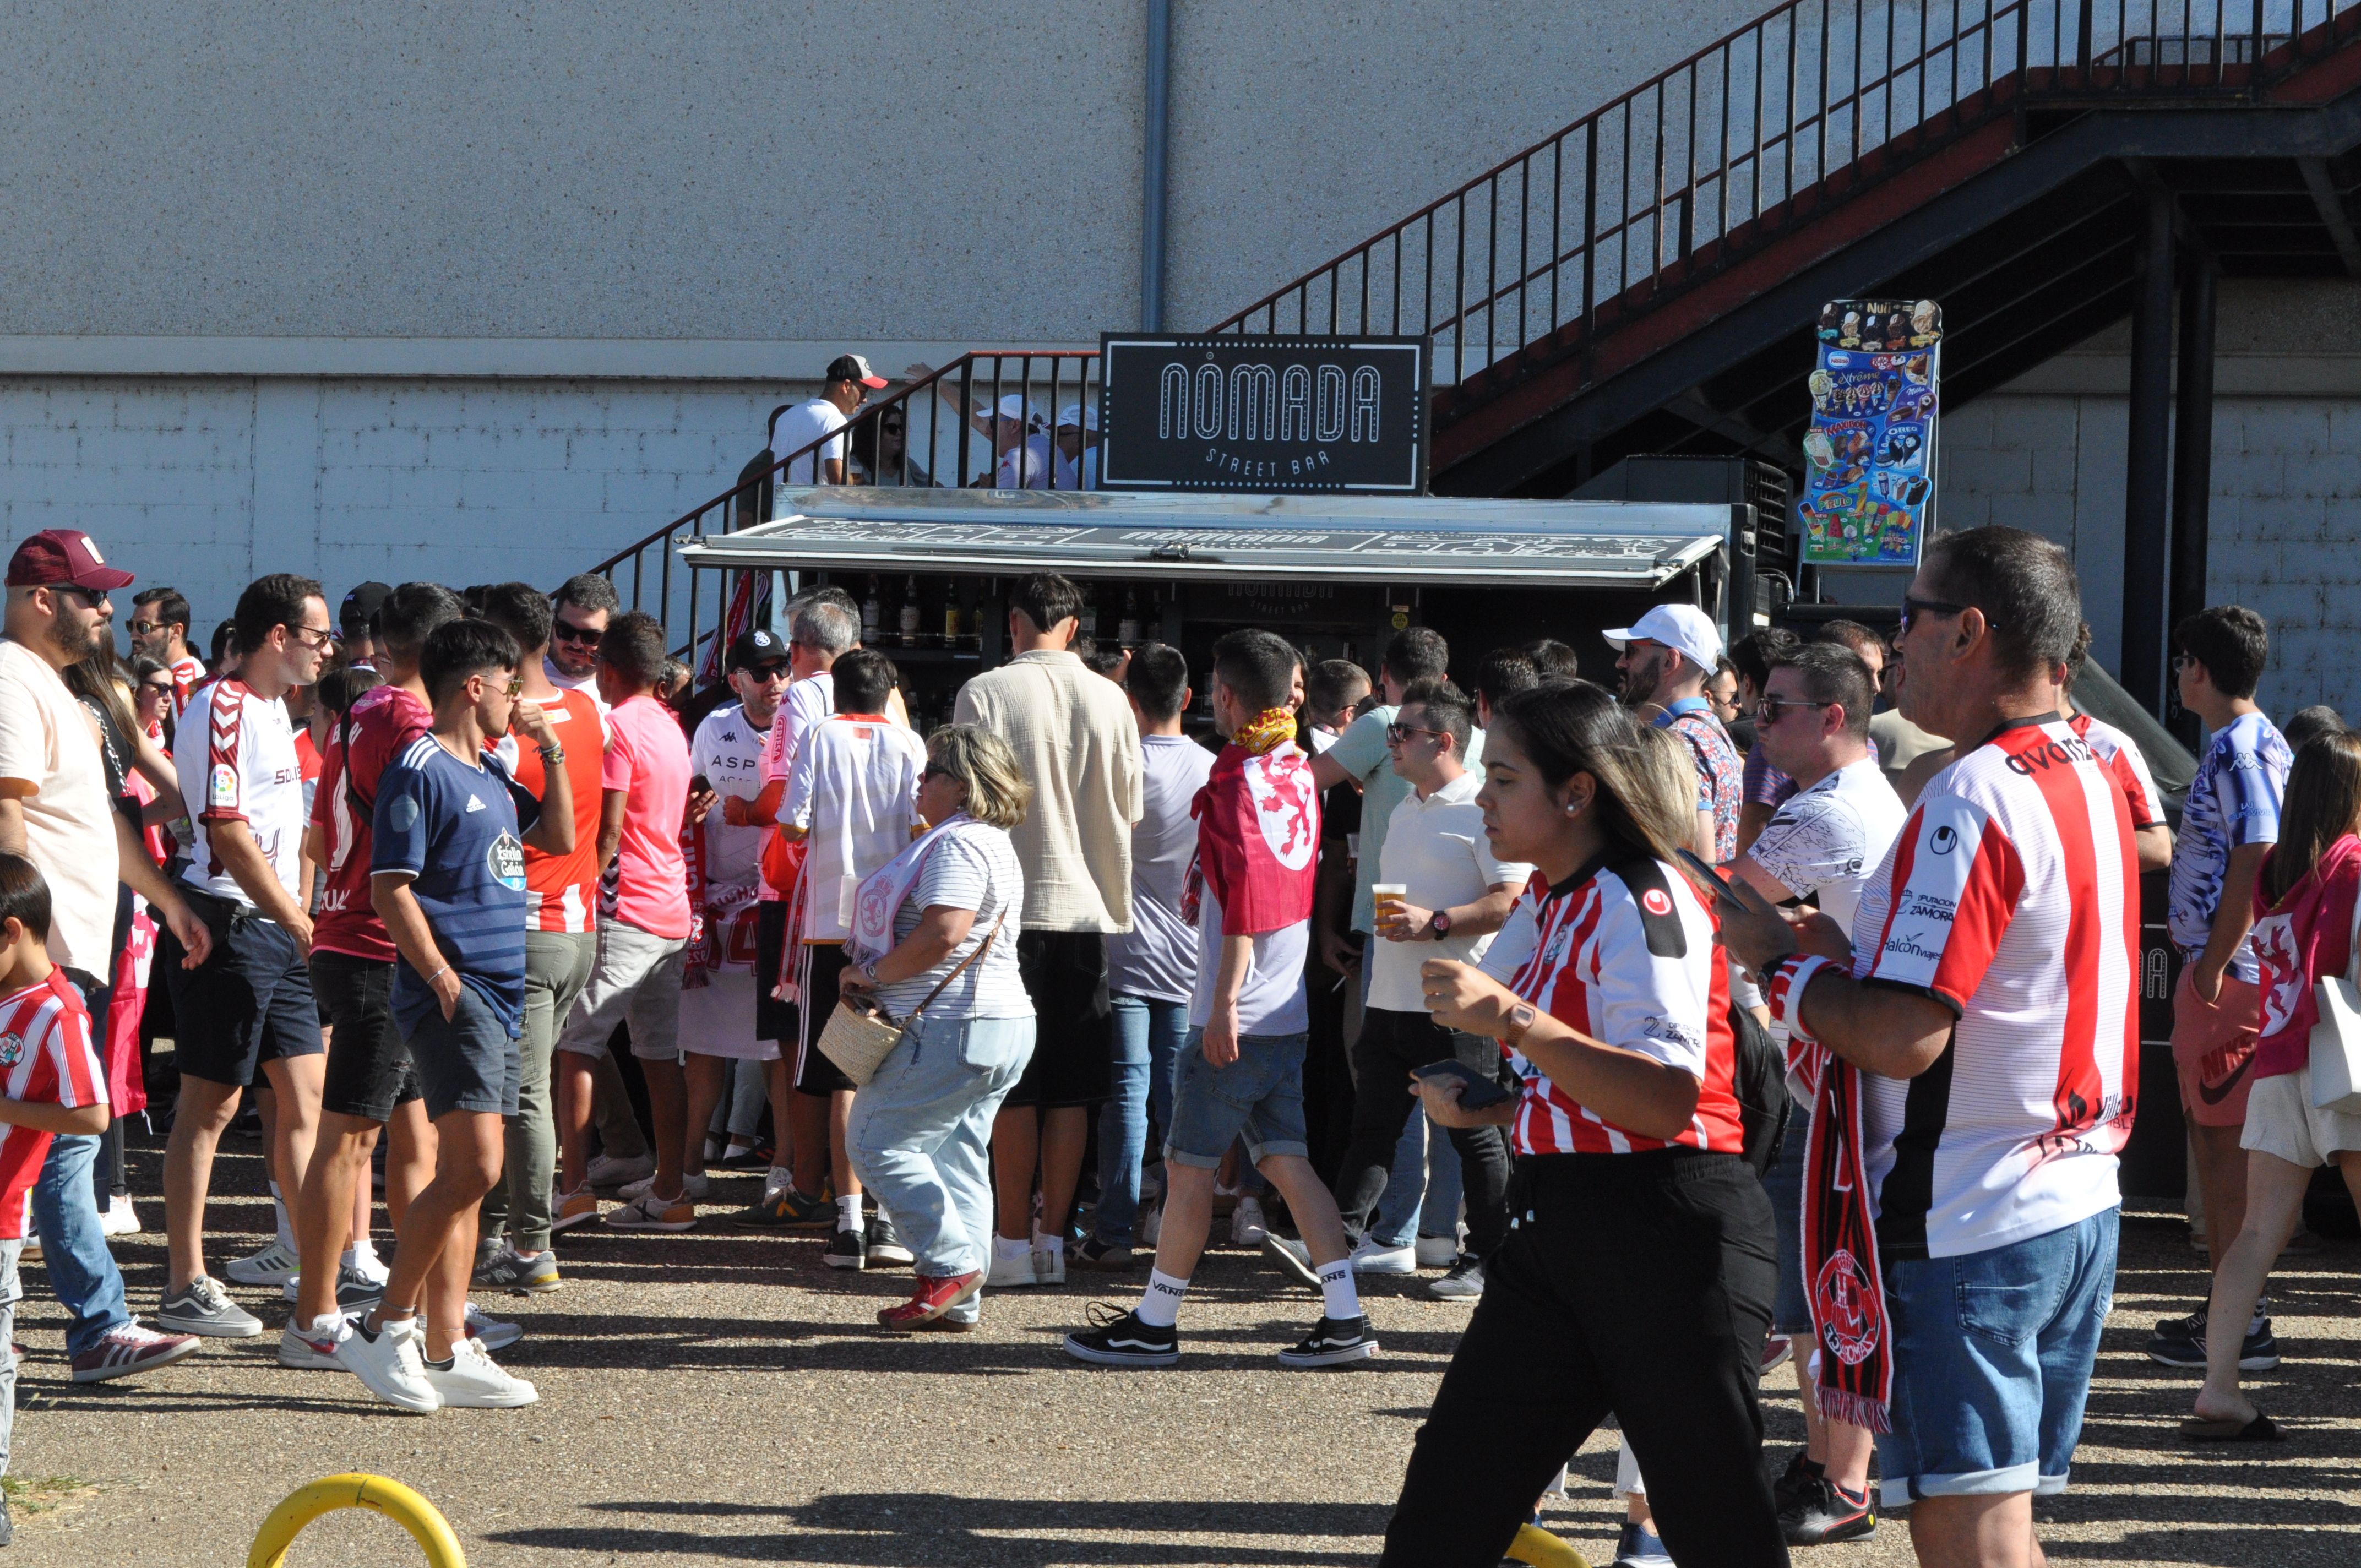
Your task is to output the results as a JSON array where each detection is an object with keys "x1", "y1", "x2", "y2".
[
  {"x1": 677, "y1": 967, "x2": 779, "y2": 1061},
  {"x1": 2241, "y1": 1066, "x2": 2361, "y2": 1168},
  {"x1": 554, "y1": 919, "x2": 687, "y2": 1063}
]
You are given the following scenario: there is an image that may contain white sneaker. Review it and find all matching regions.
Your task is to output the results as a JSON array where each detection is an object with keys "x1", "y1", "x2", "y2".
[
  {"x1": 224, "y1": 1239, "x2": 301, "y2": 1286},
  {"x1": 101, "y1": 1195, "x2": 142, "y2": 1237},
  {"x1": 617, "y1": 1172, "x2": 710, "y2": 1202},
  {"x1": 585, "y1": 1151, "x2": 656, "y2": 1189},
  {"x1": 1350, "y1": 1239, "x2": 1419, "y2": 1275},
  {"x1": 1033, "y1": 1244, "x2": 1067, "y2": 1286},
  {"x1": 463, "y1": 1302, "x2": 523, "y2": 1353},
  {"x1": 1139, "y1": 1202, "x2": 1162, "y2": 1248},
  {"x1": 1415, "y1": 1233, "x2": 1462, "y2": 1269},
  {"x1": 346, "y1": 1239, "x2": 390, "y2": 1287},
  {"x1": 986, "y1": 1247, "x2": 1037, "y2": 1288},
  {"x1": 332, "y1": 1314, "x2": 440, "y2": 1414},
  {"x1": 279, "y1": 1311, "x2": 350, "y2": 1370},
  {"x1": 425, "y1": 1337, "x2": 538, "y2": 1408},
  {"x1": 1230, "y1": 1195, "x2": 1269, "y2": 1245}
]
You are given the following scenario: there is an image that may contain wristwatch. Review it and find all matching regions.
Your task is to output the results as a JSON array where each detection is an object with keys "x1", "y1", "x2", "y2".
[
  {"x1": 1501, "y1": 1001, "x2": 1537, "y2": 1050},
  {"x1": 1430, "y1": 909, "x2": 1453, "y2": 939}
]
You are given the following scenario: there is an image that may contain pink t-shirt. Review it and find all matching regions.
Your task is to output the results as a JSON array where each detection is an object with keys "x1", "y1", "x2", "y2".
[{"x1": 603, "y1": 695, "x2": 693, "y2": 939}]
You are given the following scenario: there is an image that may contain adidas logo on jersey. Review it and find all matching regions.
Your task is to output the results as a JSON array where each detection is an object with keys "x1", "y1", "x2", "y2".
[{"x1": 466, "y1": 796, "x2": 486, "y2": 813}]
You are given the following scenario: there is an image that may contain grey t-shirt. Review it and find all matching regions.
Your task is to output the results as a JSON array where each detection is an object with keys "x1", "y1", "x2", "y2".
[{"x1": 1106, "y1": 734, "x2": 1216, "y2": 1004}]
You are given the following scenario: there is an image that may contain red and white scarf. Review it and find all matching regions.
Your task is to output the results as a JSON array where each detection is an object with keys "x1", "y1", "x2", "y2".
[
  {"x1": 1768, "y1": 952, "x2": 1891, "y2": 1433},
  {"x1": 1183, "y1": 738, "x2": 1318, "y2": 932}
]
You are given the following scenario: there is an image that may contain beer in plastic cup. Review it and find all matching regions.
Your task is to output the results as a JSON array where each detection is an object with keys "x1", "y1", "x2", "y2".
[{"x1": 1373, "y1": 883, "x2": 1408, "y2": 924}]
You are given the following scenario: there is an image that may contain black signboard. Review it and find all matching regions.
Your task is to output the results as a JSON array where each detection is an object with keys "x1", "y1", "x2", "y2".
[{"x1": 1098, "y1": 334, "x2": 1430, "y2": 493}]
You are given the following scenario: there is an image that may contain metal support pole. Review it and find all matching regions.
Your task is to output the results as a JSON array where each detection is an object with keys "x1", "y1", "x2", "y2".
[
  {"x1": 1140, "y1": 0, "x2": 1173, "y2": 331},
  {"x1": 2120, "y1": 186, "x2": 2175, "y2": 716},
  {"x1": 2168, "y1": 249, "x2": 2217, "y2": 745}
]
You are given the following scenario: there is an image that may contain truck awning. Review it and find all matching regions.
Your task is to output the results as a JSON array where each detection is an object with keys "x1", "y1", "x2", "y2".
[{"x1": 676, "y1": 488, "x2": 1738, "y2": 588}]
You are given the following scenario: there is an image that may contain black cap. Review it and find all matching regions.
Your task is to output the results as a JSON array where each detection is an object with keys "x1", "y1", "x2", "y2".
[
  {"x1": 824, "y1": 353, "x2": 889, "y2": 390},
  {"x1": 727, "y1": 628, "x2": 790, "y2": 672},
  {"x1": 340, "y1": 581, "x2": 393, "y2": 633}
]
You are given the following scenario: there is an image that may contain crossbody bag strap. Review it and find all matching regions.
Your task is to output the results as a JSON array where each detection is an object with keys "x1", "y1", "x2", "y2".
[{"x1": 904, "y1": 906, "x2": 1008, "y2": 1022}]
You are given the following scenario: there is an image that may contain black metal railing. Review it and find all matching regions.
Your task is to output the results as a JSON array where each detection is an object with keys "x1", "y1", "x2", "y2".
[
  {"x1": 1209, "y1": 1, "x2": 2360, "y2": 381},
  {"x1": 580, "y1": 351, "x2": 1102, "y2": 672}
]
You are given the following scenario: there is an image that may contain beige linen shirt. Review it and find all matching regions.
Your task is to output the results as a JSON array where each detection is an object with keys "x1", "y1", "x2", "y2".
[
  {"x1": 0, "y1": 639, "x2": 117, "y2": 974},
  {"x1": 954, "y1": 650, "x2": 1143, "y2": 932}
]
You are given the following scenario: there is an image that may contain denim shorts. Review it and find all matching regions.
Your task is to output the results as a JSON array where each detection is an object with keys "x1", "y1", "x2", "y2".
[
  {"x1": 1165, "y1": 1028, "x2": 1309, "y2": 1169},
  {"x1": 1876, "y1": 1206, "x2": 2119, "y2": 1508}
]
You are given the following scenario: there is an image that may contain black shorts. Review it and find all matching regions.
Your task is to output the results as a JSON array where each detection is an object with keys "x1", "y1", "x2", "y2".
[
  {"x1": 313, "y1": 950, "x2": 422, "y2": 1123},
  {"x1": 164, "y1": 886, "x2": 323, "y2": 1088},
  {"x1": 406, "y1": 983, "x2": 523, "y2": 1121},
  {"x1": 754, "y1": 901, "x2": 798, "y2": 1042},
  {"x1": 1005, "y1": 930, "x2": 1112, "y2": 1109},
  {"x1": 792, "y1": 943, "x2": 857, "y2": 1096}
]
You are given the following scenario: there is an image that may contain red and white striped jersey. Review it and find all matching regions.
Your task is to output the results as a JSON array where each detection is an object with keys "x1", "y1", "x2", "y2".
[
  {"x1": 2069, "y1": 711, "x2": 2165, "y2": 829},
  {"x1": 1501, "y1": 851, "x2": 1744, "y2": 1156},
  {"x1": 0, "y1": 972, "x2": 104, "y2": 1240},
  {"x1": 1854, "y1": 715, "x2": 2141, "y2": 1260}
]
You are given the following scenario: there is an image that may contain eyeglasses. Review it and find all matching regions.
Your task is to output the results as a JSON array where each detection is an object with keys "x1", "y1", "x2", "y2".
[
  {"x1": 1757, "y1": 696, "x2": 1835, "y2": 726},
  {"x1": 552, "y1": 619, "x2": 603, "y2": 645},
  {"x1": 1897, "y1": 595, "x2": 2000, "y2": 635}
]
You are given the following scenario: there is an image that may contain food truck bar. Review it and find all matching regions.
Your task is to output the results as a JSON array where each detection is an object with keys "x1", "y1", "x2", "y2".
[{"x1": 678, "y1": 488, "x2": 1764, "y2": 735}]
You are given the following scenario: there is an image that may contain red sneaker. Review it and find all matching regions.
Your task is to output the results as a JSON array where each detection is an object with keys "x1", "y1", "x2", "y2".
[
  {"x1": 877, "y1": 1271, "x2": 982, "y2": 1332},
  {"x1": 72, "y1": 1321, "x2": 203, "y2": 1384}
]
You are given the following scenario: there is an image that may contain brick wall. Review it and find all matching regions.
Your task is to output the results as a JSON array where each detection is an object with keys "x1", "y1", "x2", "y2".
[{"x1": 0, "y1": 376, "x2": 784, "y2": 634}]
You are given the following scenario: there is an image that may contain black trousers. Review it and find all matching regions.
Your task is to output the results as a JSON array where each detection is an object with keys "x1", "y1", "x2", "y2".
[
  {"x1": 1382, "y1": 1150, "x2": 1786, "y2": 1568},
  {"x1": 1335, "y1": 1008, "x2": 1512, "y2": 1259}
]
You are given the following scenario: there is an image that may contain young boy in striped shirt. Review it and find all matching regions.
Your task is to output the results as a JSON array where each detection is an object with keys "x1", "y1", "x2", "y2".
[{"x1": 0, "y1": 853, "x2": 122, "y2": 1542}]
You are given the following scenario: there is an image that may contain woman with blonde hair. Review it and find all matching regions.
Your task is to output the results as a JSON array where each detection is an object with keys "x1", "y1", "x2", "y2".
[
  {"x1": 2185, "y1": 730, "x2": 2361, "y2": 1441},
  {"x1": 837, "y1": 724, "x2": 1036, "y2": 1332}
]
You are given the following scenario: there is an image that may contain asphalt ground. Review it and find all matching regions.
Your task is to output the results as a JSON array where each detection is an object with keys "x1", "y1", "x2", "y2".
[{"x1": 3, "y1": 1126, "x2": 2359, "y2": 1567}]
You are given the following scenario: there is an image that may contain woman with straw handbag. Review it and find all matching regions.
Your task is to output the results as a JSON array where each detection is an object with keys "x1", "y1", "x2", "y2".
[{"x1": 835, "y1": 725, "x2": 1035, "y2": 1333}]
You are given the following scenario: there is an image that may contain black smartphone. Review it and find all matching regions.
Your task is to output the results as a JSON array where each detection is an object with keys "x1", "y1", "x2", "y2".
[
  {"x1": 1411, "y1": 1058, "x2": 1515, "y2": 1111},
  {"x1": 1675, "y1": 846, "x2": 1742, "y2": 903}
]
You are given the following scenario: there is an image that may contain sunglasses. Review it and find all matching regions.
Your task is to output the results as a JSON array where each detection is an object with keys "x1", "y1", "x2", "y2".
[
  {"x1": 290, "y1": 624, "x2": 335, "y2": 651},
  {"x1": 1385, "y1": 722, "x2": 1446, "y2": 743},
  {"x1": 1896, "y1": 594, "x2": 2000, "y2": 635},
  {"x1": 921, "y1": 763, "x2": 958, "y2": 784},
  {"x1": 552, "y1": 619, "x2": 603, "y2": 644},
  {"x1": 127, "y1": 618, "x2": 171, "y2": 636},
  {"x1": 51, "y1": 585, "x2": 109, "y2": 609},
  {"x1": 1756, "y1": 695, "x2": 1834, "y2": 726}
]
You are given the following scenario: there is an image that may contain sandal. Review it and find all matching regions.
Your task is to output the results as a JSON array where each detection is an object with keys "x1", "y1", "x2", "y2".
[{"x1": 2180, "y1": 1411, "x2": 2285, "y2": 1442}]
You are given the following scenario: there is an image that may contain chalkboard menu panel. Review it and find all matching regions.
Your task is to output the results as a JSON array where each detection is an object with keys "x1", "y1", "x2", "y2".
[{"x1": 1098, "y1": 334, "x2": 1430, "y2": 493}]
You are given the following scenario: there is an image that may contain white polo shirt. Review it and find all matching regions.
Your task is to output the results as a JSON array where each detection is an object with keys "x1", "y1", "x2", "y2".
[{"x1": 1366, "y1": 768, "x2": 1533, "y2": 1014}]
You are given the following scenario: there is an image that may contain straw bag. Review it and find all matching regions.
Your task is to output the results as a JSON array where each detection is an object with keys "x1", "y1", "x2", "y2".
[
  {"x1": 817, "y1": 911, "x2": 1005, "y2": 1087},
  {"x1": 2311, "y1": 892, "x2": 2361, "y2": 1114}
]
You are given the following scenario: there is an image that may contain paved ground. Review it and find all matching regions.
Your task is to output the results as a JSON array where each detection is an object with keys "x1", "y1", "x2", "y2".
[{"x1": 3, "y1": 1126, "x2": 2359, "y2": 1566}]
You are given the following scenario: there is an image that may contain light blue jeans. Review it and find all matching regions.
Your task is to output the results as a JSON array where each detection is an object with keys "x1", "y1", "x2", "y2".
[
  {"x1": 32, "y1": 1132, "x2": 130, "y2": 1356},
  {"x1": 1096, "y1": 993, "x2": 1188, "y2": 1245},
  {"x1": 847, "y1": 1012, "x2": 1035, "y2": 1325},
  {"x1": 0, "y1": 1239, "x2": 17, "y2": 1477},
  {"x1": 1357, "y1": 956, "x2": 1462, "y2": 1249}
]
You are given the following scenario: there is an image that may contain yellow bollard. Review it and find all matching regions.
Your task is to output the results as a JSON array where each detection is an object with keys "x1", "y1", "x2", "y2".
[
  {"x1": 1505, "y1": 1521, "x2": 1590, "y2": 1567},
  {"x1": 246, "y1": 1473, "x2": 466, "y2": 1568}
]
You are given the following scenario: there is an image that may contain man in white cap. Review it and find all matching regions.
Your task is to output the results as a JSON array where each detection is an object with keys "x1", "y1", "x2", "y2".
[
  {"x1": 775, "y1": 355, "x2": 889, "y2": 485},
  {"x1": 903, "y1": 363, "x2": 1051, "y2": 488},
  {"x1": 1053, "y1": 404, "x2": 1100, "y2": 492},
  {"x1": 1605, "y1": 603, "x2": 1742, "y2": 861}
]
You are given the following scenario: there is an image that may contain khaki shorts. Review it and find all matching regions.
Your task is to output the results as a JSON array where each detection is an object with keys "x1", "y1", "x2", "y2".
[
  {"x1": 2242, "y1": 1067, "x2": 2361, "y2": 1168},
  {"x1": 553, "y1": 919, "x2": 687, "y2": 1063},
  {"x1": 2172, "y1": 969, "x2": 2260, "y2": 1128}
]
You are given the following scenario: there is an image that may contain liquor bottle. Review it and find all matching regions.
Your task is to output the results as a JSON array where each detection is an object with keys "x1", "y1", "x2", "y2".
[
  {"x1": 900, "y1": 575, "x2": 921, "y2": 646},
  {"x1": 861, "y1": 575, "x2": 881, "y2": 641},
  {"x1": 943, "y1": 596, "x2": 961, "y2": 643},
  {"x1": 1077, "y1": 585, "x2": 1098, "y2": 640},
  {"x1": 1118, "y1": 587, "x2": 1140, "y2": 645}
]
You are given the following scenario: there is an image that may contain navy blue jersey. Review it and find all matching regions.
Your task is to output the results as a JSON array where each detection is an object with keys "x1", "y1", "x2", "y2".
[{"x1": 372, "y1": 734, "x2": 540, "y2": 1038}]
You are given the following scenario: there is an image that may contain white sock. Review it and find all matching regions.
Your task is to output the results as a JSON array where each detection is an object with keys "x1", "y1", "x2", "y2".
[
  {"x1": 994, "y1": 1234, "x2": 1032, "y2": 1262},
  {"x1": 836, "y1": 1194, "x2": 864, "y2": 1232},
  {"x1": 1036, "y1": 1232, "x2": 1063, "y2": 1259},
  {"x1": 1318, "y1": 1257, "x2": 1362, "y2": 1321},
  {"x1": 764, "y1": 1165, "x2": 792, "y2": 1195},
  {"x1": 1136, "y1": 1268, "x2": 1189, "y2": 1328},
  {"x1": 271, "y1": 1190, "x2": 294, "y2": 1251}
]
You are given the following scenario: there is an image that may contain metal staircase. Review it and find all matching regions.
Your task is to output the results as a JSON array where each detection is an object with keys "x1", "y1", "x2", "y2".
[{"x1": 1208, "y1": 0, "x2": 2361, "y2": 499}]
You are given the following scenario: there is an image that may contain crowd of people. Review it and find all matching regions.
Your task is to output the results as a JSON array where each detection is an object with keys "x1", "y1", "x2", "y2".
[{"x1": 0, "y1": 518, "x2": 2347, "y2": 1567}]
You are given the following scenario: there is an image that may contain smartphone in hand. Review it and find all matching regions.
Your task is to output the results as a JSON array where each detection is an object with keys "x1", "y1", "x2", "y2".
[
  {"x1": 1675, "y1": 846, "x2": 1743, "y2": 906},
  {"x1": 1410, "y1": 1058, "x2": 1516, "y2": 1112}
]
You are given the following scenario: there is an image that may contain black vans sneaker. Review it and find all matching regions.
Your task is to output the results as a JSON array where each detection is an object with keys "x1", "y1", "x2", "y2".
[
  {"x1": 865, "y1": 1213, "x2": 914, "y2": 1268},
  {"x1": 823, "y1": 1224, "x2": 866, "y2": 1271},
  {"x1": 2144, "y1": 1302, "x2": 2279, "y2": 1370},
  {"x1": 1063, "y1": 1303, "x2": 1180, "y2": 1368},
  {"x1": 1276, "y1": 1313, "x2": 1378, "y2": 1368}
]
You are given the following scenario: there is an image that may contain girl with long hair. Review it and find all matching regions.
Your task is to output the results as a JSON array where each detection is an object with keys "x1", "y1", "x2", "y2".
[
  {"x1": 2184, "y1": 731, "x2": 2361, "y2": 1441},
  {"x1": 1380, "y1": 680, "x2": 1783, "y2": 1566}
]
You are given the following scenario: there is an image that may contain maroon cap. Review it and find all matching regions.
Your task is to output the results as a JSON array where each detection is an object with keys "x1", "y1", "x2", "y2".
[{"x1": 6, "y1": 531, "x2": 134, "y2": 593}]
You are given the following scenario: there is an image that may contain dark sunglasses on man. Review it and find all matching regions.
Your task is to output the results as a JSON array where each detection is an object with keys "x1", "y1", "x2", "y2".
[{"x1": 552, "y1": 619, "x2": 603, "y2": 645}]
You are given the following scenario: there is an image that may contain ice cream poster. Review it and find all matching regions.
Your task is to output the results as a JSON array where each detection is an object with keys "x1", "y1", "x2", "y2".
[{"x1": 1798, "y1": 298, "x2": 1941, "y2": 567}]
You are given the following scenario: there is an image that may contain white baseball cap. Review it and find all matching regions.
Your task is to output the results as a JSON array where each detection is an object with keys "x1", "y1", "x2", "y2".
[
  {"x1": 1602, "y1": 603, "x2": 1722, "y2": 670},
  {"x1": 1056, "y1": 402, "x2": 1100, "y2": 431},
  {"x1": 978, "y1": 394, "x2": 1039, "y2": 426}
]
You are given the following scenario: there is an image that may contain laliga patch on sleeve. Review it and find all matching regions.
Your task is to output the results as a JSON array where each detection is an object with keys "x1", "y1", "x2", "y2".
[{"x1": 208, "y1": 763, "x2": 238, "y2": 808}]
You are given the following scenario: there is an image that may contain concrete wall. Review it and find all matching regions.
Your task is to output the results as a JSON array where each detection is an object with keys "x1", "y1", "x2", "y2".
[{"x1": 1942, "y1": 281, "x2": 2361, "y2": 719}]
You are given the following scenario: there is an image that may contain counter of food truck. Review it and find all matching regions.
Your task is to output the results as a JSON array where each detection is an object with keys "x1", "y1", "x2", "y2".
[{"x1": 677, "y1": 487, "x2": 1754, "y2": 732}]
